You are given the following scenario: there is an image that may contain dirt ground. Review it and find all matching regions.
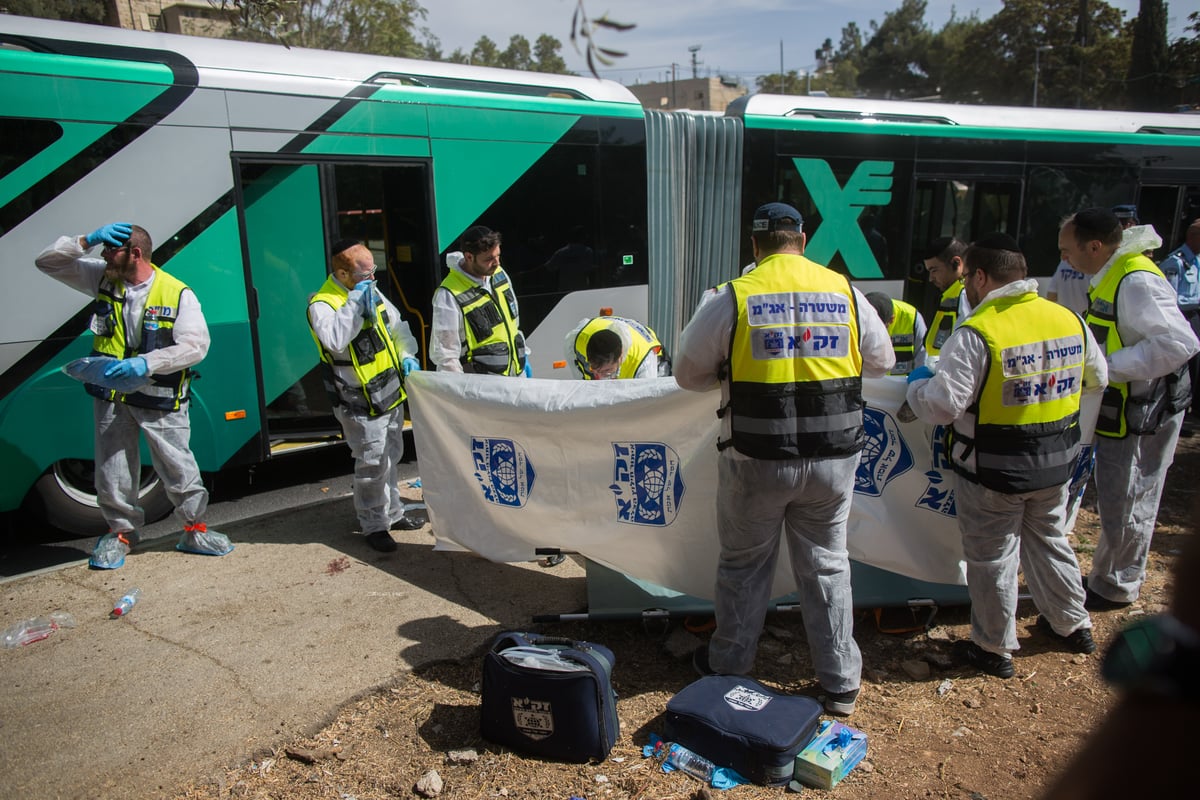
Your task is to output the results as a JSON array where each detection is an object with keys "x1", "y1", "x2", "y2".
[{"x1": 174, "y1": 429, "x2": 1198, "y2": 800}]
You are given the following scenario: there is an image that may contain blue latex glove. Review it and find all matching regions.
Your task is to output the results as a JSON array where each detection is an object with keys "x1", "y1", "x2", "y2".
[
  {"x1": 104, "y1": 356, "x2": 148, "y2": 380},
  {"x1": 523, "y1": 362, "x2": 533, "y2": 378},
  {"x1": 907, "y1": 364, "x2": 935, "y2": 384},
  {"x1": 354, "y1": 280, "x2": 375, "y2": 318},
  {"x1": 402, "y1": 357, "x2": 420, "y2": 376},
  {"x1": 85, "y1": 222, "x2": 133, "y2": 248}
]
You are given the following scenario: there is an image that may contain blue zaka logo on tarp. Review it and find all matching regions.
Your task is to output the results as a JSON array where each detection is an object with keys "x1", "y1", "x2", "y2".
[
  {"x1": 609, "y1": 442, "x2": 685, "y2": 526},
  {"x1": 471, "y1": 436, "x2": 535, "y2": 508},
  {"x1": 915, "y1": 424, "x2": 956, "y2": 517},
  {"x1": 854, "y1": 407, "x2": 914, "y2": 497}
]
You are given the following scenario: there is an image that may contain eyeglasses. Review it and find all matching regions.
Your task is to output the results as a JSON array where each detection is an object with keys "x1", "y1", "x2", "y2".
[{"x1": 588, "y1": 362, "x2": 619, "y2": 380}]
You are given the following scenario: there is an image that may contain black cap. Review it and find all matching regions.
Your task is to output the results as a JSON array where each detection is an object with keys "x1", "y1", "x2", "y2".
[
  {"x1": 330, "y1": 238, "x2": 360, "y2": 257},
  {"x1": 752, "y1": 202, "x2": 803, "y2": 233},
  {"x1": 972, "y1": 232, "x2": 1022, "y2": 253}
]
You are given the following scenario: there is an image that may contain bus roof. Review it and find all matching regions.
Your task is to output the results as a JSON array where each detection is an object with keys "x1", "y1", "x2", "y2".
[
  {"x1": 0, "y1": 14, "x2": 641, "y2": 105},
  {"x1": 729, "y1": 93, "x2": 1200, "y2": 136}
]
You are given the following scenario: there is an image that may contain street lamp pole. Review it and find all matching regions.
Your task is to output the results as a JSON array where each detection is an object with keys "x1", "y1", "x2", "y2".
[{"x1": 1033, "y1": 45, "x2": 1053, "y2": 107}]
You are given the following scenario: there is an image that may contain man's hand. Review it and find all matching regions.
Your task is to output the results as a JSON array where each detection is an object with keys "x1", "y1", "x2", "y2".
[
  {"x1": 354, "y1": 280, "x2": 375, "y2": 318},
  {"x1": 523, "y1": 362, "x2": 533, "y2": 378},
  {"x1": 85, "y1": 222, "x2": 133, "y2": 249},
  {"x1": 402, "y1": 357, "x2": 420, "y2": 376},
  {"x1": 104, "y1": 356, "x2": 149, "y2": 380}
]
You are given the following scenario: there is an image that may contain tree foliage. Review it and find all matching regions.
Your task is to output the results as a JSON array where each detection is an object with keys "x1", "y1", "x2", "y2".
[
  {"x1": 1126, "y1": 0, "x2": 1170, "y2": 109},
  {"x1": 224, "y1": 0, "x2": 427, "y2": 57},
  {"x1": 1, "y1": 0, "x2": 106, "y2": 22},
  {"x1": 857, "y1": 0, "x2": 936, "y2": 99},
  {"x1": 441, "y1": 34, "x2": 569, "y2": 74}
]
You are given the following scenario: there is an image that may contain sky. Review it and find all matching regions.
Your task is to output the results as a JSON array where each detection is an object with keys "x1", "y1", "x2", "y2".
[{"x1": 420, "y1": 0, "x2": 1191, "y2": 89}]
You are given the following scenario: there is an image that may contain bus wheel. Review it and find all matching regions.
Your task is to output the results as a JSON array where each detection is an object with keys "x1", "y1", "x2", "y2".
[{"x1": 30, "y1": 460, "x2": 172, "y2": 536}]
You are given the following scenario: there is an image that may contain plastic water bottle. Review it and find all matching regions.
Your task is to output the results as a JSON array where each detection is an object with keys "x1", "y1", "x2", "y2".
[
  {"x1": 111, "y1": 588, "x2": 142, "y2": 618},
  {"x1": 665, "y1": 742, "x2": 716, "y2": 783},
  {"x1": 1, "y1": 612, "x2": 77, "y2": 648}
]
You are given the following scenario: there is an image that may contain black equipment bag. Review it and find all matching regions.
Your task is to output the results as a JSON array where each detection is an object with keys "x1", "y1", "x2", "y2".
[
  {"x1": 480, "y1": 631, "x2": 619, "y2": 762},
  {"x1": 664, "y1": 675, "x2": 823, "y2": 786}
]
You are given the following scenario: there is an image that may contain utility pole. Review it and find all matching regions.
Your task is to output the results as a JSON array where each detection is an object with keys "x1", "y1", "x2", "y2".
[
  {"x1": 671, "y1": 62, "x2": 677, "y2": 108},
  {"x1": 688, "y1": 45, "x2": 701, "y2": 80},
  {"x1": 1033, "y1": 45, "x2": 1053, "y2": 107},
  {"x1": 779, "y1": 40, "x2": 784, "y2": 94}
]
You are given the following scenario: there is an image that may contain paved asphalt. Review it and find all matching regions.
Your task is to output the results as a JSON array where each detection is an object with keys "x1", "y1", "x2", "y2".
[{"x1": 0, "y1": 449, "x2": 589, "y2": 799}]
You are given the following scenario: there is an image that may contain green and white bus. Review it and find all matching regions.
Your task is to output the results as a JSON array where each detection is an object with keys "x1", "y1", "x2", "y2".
[
  {"x1": 3, "y1": 15, "x2": 1200, "y2": 535},
  {"x1": 0, "y1": 15, "x2": 649, "y2": 533}
]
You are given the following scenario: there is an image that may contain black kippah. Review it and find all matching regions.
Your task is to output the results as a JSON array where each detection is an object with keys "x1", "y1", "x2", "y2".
[
  {"x1": 973, "y1": 232, "x2": 1021, "y2": 253},
  {"x1": 329, "y1": 238, "x2": 359, "y2": 257}
]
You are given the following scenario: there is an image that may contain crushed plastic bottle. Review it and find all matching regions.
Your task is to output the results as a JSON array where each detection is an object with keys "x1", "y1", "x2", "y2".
[
  {"x1": 1, "y1": 612, "x2": 77, "y2": 649},
  {"x1": 663, "y1": 741, "x2": 716, "y2": 783},
  {"x1": 111, "y1": 588, "x2": 142, "y2": 618}
]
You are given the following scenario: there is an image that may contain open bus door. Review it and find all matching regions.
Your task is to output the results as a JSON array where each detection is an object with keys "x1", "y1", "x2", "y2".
[{"x1": 235, "y1": 157, "x2": 437, "y2": 461}]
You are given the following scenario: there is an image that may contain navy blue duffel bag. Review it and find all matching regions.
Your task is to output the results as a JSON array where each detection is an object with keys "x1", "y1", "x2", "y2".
[
  {"x1": 480, "y1": 631, "x2": 619, "y2": 762},
  {"x1": 665, "y1": 675, "x2": 823, "y2": 785}
]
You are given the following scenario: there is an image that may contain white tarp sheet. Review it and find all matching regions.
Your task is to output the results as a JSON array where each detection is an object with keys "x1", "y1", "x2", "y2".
[{"x1": 408, "y1": 372, "x2": 969, "y2": 601}]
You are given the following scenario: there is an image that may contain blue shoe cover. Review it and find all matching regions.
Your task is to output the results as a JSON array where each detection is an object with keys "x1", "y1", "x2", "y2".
[
  {"x1": 89, "y1": 533, "x2": 131, "y2": 570},
  {"x1": 176, "y1": 527, "x2": 234, "y2": 556}
]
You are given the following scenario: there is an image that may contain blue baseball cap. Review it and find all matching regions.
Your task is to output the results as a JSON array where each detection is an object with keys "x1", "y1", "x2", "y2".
[
  {"x1": 752, "y1": 202, "x2": 803, "y2": 233},
  {"x1": 1112, "y1": 204, "x2": 1139, "y2": 222}
]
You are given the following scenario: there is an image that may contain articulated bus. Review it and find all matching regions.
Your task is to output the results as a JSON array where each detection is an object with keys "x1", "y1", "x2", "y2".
[
  {"x1": 0, "y1": 15, "x2": 649, "y2": 532},
  {"x1": 3, "y1": 15, "x2": 1200, "y2": 534}
]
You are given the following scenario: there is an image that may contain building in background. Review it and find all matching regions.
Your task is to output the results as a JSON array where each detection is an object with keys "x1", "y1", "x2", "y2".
[
  {"x1": 627, "y1": 76, "x2": 748, "y2": 112},
  {"x1": 107, "y1": 0, "x2": 235, "y2": 37}
]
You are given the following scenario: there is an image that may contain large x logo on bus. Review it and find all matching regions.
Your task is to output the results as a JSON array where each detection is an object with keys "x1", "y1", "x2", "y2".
[{"x1": 793, "y1": 158, "x2": 894, "y2": 279}]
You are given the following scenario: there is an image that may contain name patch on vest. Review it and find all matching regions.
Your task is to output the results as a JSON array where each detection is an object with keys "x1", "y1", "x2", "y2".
[
  {"x1": 747, "y1": 292, "x2": 850, "y2": 325},
  {"x1": 1000, "y1": 335, "x2": 1085, "y2": 376},
  {"x1": 1001, "y1": 366, "x2": 1084, "y2": 406},
  {"x1": 752, "y1": 325, "x2": 850, "y2": 359}
]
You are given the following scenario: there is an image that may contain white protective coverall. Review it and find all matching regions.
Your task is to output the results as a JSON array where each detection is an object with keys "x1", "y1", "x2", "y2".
[
  {"x1": 673, "y1": 281, "x2": 894, "y2": 694},
  {"x1": 35, "y1": 235, "x2": 212, "y2": 532},
  {"x1": 1087, "y1": 225, "x2": 1200, "y2": 604},
  {"x1": 905, "y1": 279, "x2": 1108, "y2": 656},
  {"x1": 308, "y1": 284, "x2": 419, "y2": 535}
]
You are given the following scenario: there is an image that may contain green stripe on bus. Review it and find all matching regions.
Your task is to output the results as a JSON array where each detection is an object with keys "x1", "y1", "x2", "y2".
[{"x1": 0, "y1": 121, "x2": 112, "y2": 207}]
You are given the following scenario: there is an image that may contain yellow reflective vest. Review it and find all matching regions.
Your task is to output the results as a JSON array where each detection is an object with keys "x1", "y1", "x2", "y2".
[
  {"x1": 87, "y1": 267, "x2": 193, "y2": 411},
  {"x1": 925, "y1": 280, "x2": 964, "y2": 358},
  {"x1": 571, "y1": 316, "x2": 664, "y2": 379},
  {"x1": 954, "y1": 291, "x2": 1086, "y2": 492},
  {"x1": 440, "y1": 268, "x2": 526, "y2": 376},
  {"x1": 1085, "y1": 252, "x2": 1190, "y2": 438},
  {"x1": 724, "y1": 252, "x2": 865, "y2": 458},
  {"x1": 308, "y1": 276, "x2": 406, "y2": 416},
  {"x1": 887, "y1": 298, "x2": 920, "y2": 375}
]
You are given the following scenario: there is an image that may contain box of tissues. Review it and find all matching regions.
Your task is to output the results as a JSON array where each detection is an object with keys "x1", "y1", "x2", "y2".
[{"x1": 793, "y1": 720, "x2": 868, "y2": 789}]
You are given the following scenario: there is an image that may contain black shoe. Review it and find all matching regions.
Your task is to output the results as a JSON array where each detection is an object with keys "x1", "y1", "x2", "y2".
[
  {"x1": 821, "y1": 688, "x2": 859, "y2": 716},
  {"x1": 953, "y1": 640, "x2": 1015, "y2": 679},
  {"x1": 390, "y1": 514, "x2": 423, "y2": 531},
  {"x1": 365, "y1": 530, "x2": 397, "y2": 552},
  {"x1": 1035, "y1": 616, "x2": 1096, "y2": 654},
  {"x1": 692, "y1": 644, "x2": 718, "y2": 677},
  {"x1": 1083, "y1": 583, "x2": 1132, "y2": 611}
]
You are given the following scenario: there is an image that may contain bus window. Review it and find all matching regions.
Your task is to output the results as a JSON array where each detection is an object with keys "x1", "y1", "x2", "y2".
[{"x1": 907, "y1": 177, "x2": 1019, "y2": 312}]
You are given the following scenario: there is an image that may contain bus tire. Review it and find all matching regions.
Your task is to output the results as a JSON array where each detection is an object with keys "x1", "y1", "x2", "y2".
[{"x1": 30, "y1": 460, "x2": 173, "y2": 537}]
